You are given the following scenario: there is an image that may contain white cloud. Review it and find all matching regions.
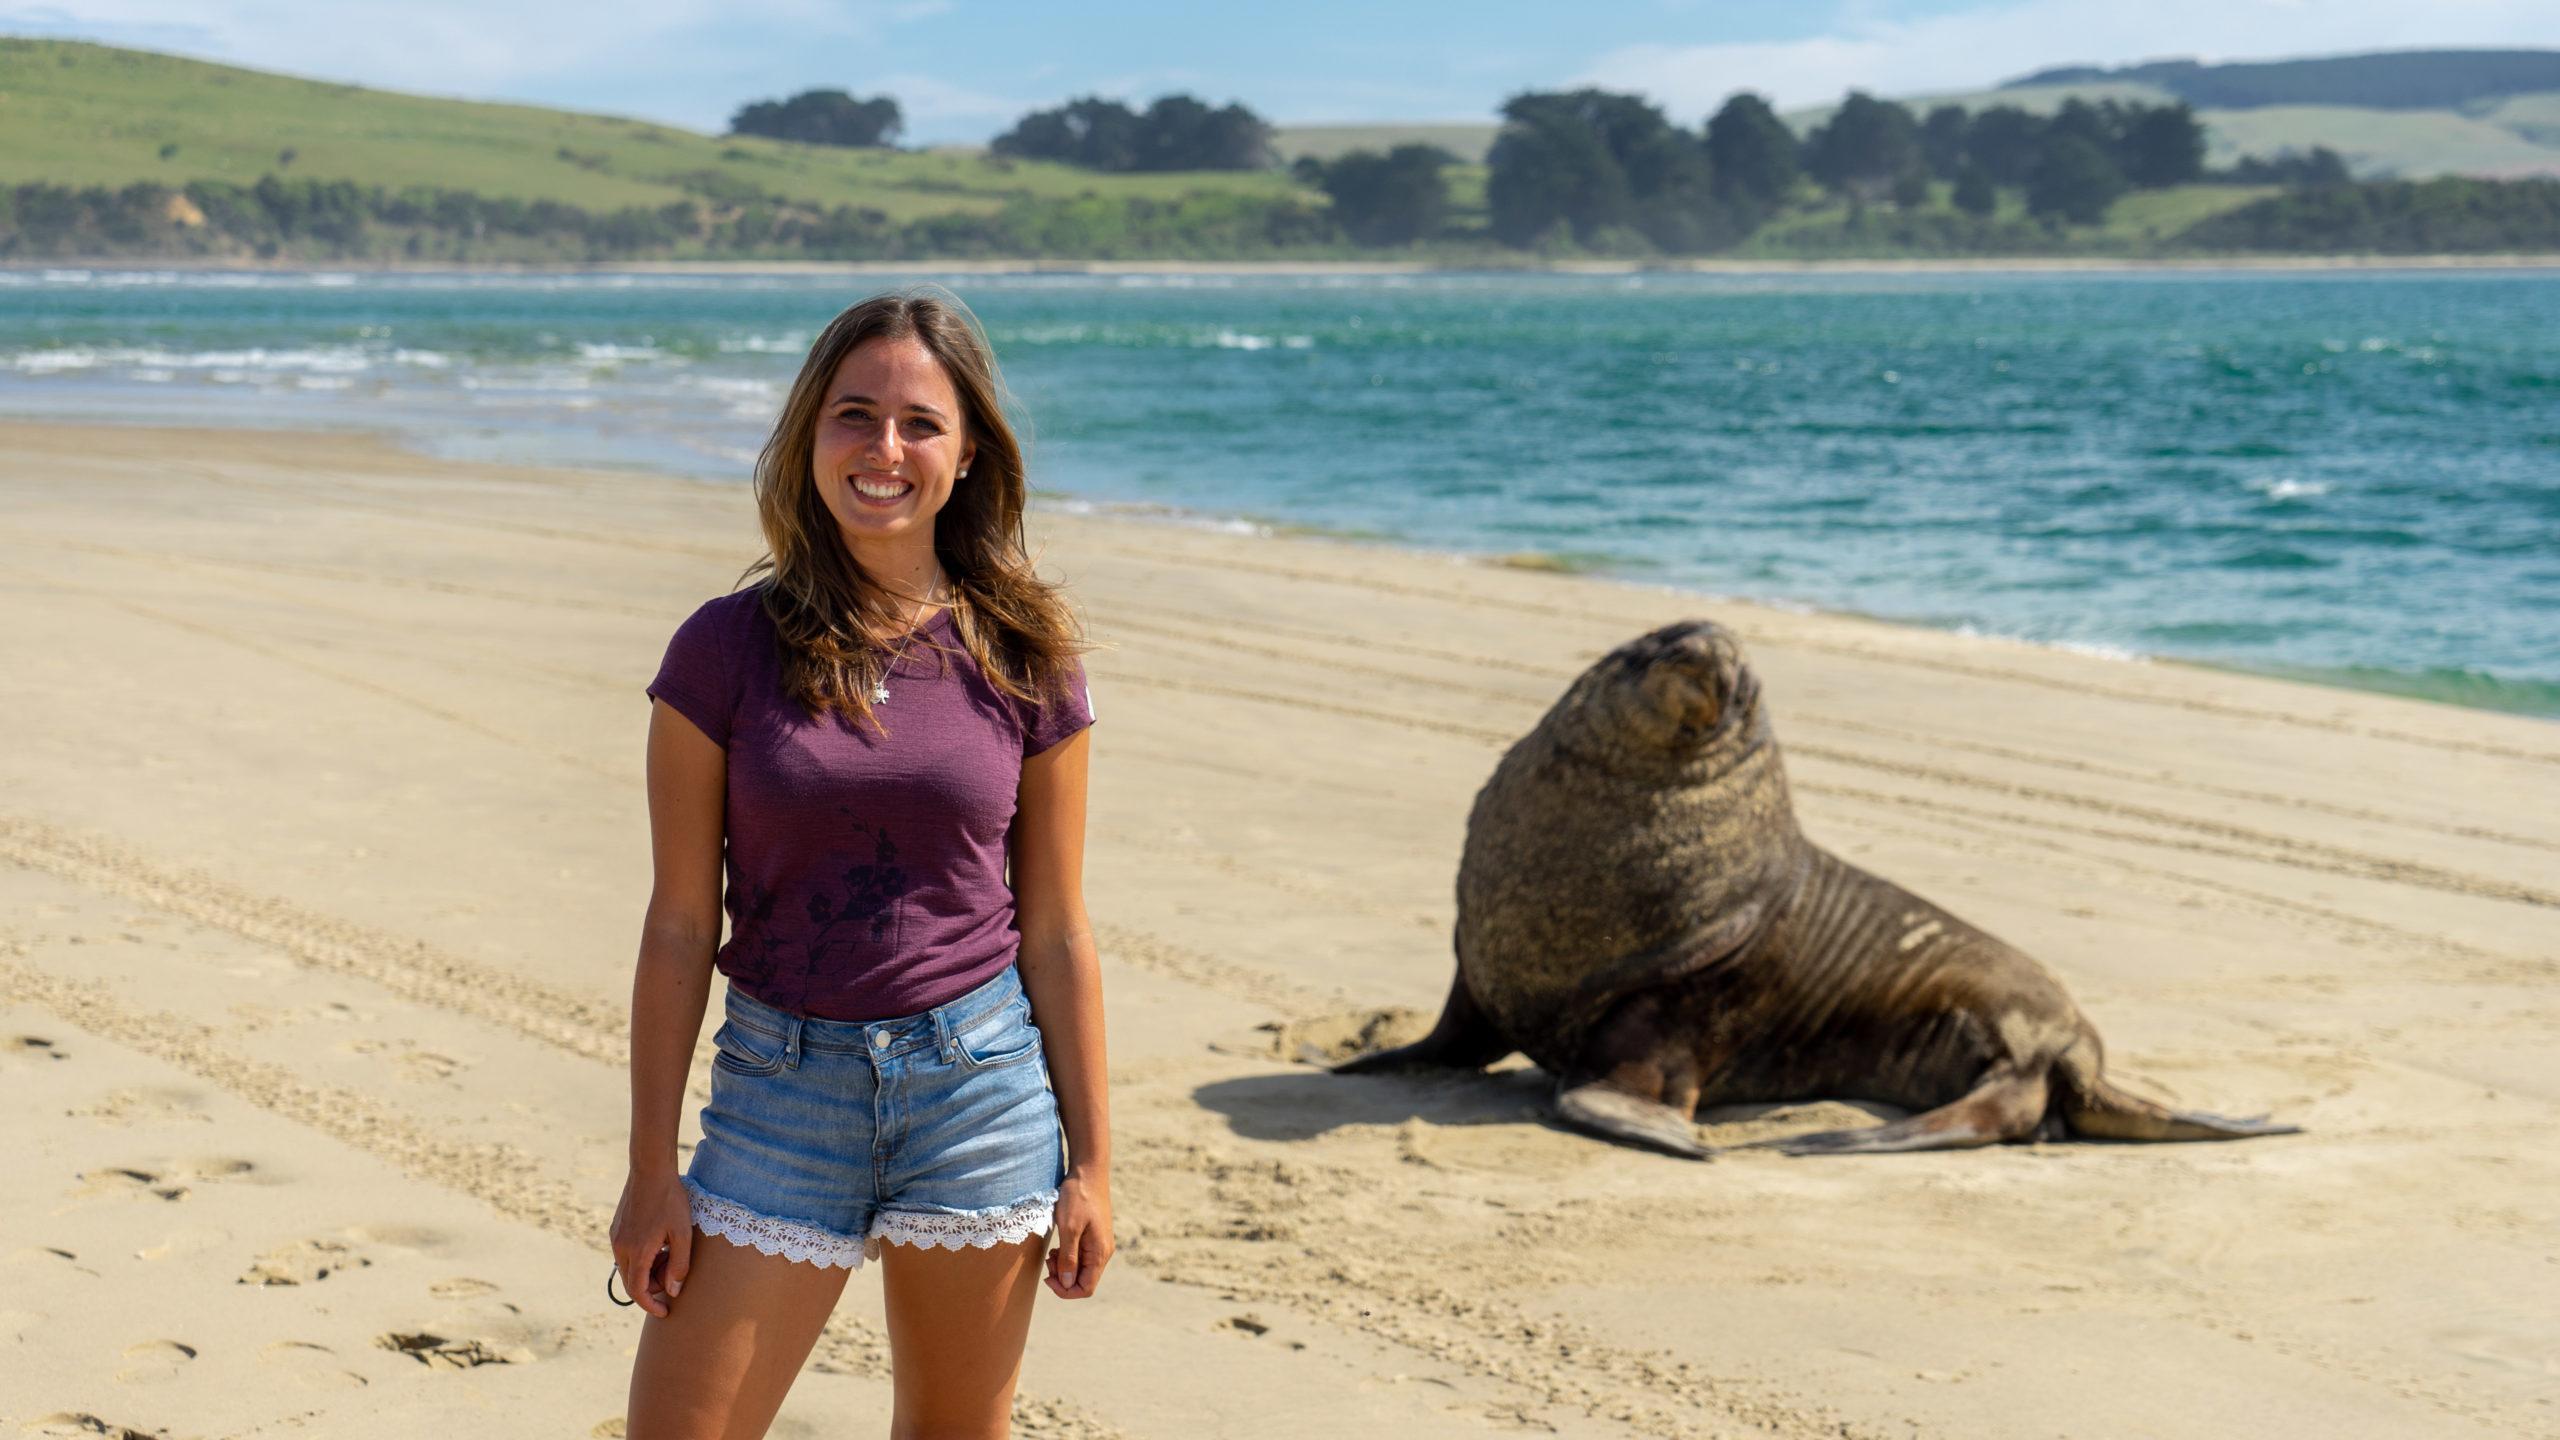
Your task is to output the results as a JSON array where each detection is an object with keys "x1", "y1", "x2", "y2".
[{"x1": 1575, "y1": 0, "x2": 2560, "y2": 119}]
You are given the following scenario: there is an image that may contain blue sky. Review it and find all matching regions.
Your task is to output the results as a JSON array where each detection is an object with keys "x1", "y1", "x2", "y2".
[{"x1": 6, "y1": 0, "x2": 2557, "y2": 143}]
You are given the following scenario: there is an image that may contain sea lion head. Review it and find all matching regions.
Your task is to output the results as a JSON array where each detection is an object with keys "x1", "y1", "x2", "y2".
[{"x1": 1549, "y1": 618, "x2": 1765, "y2": 770}]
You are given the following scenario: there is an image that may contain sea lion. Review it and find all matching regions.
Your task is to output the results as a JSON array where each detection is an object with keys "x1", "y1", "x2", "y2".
[{"x1": 1337, "y1": 619, "x2": 2297, "y2": 1159}]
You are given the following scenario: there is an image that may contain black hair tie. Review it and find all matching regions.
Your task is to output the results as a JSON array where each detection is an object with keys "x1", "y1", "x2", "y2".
[{"x1": 606, "y1": 1265, "x2": 636, "y2": 1307}]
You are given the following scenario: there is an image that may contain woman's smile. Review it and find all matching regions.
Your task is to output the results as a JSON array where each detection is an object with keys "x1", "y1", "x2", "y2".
[{"x1": 850, "y1": 472, "x2": 914, "y2": 506}]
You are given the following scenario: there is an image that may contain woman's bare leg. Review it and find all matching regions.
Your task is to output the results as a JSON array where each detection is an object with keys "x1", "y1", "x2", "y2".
[
  {"x1": 626, "y1": 1229, "x2": 853, "y2": 1440},
  {"x1": 880, "y1": 1237, "x2": 1047, "y2": 1440}
]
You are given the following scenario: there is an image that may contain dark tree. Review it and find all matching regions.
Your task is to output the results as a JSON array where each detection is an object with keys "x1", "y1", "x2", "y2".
[
  {"x1": 2027, "y1": 134, "x2": 2128, "y2": 225},
  {"x1": 1803, "y1": 92, "x2": 1921, "y2": 201},
  {"x1": 1317, "y1": 144, "x2": 1451, "y2": 246},
  {"x1": 1891, "y1": 166, "x2": 1931, "y2": 209},
  {"x1": 1920, "y1": 105, "x2": 1971, "y2": 179},
  {"x1": 2045, "y1": 97, "x2": 2114, "y2": 152},
  {"x1": 1704, "y1": 92, "x2": 1800, "y2": 211},
  {"x1": 1487, "y1": 89, "x2": 1730, "y2": 251},
  {"x1": 1486, "y1": 104, "x2": 1631, "y2": 246},
  {"x1": 991, "y1": 94, "x2": 1270, "y2": 171},
  {"x1": 990, "y1": 97, "x2": 1143, "y2": 170},
  {"x1": 2224, "y1": 145, "x2": 2352, "y2": 187},
  {"x1": 1952, "y1": 160, "x2": 1998, "y2": 217},
  {"x1": 1966, "y1": 105, "x2": 2044, "y2": 186},
  {"x1": 2117, "y1": 102, "x2": 2207, "y2": 187},
  {"x1": 1137, "y1": 95, "x2": 1275, "y2": 170},
  {"x1": 729, "y1": 89, "x2": 904, "y2": 148}
]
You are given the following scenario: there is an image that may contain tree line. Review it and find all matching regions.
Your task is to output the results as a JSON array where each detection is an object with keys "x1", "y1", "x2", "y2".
[
  {"x1": 0, "y1": 174, "x2": 1332, "y2": 263},
  {"x1": 727, "y1": 87, "x2": 1277, "y2": 173}
]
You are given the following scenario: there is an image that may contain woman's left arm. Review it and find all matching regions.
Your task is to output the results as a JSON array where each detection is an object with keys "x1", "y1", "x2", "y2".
[{"x1": 1013, "y1": 727, "x2": 1112, "y2": 1299}]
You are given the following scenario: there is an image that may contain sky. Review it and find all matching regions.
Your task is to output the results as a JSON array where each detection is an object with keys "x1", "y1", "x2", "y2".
[{"x1": 6, "y1": 0, "x2": 2558, "y2": 144}]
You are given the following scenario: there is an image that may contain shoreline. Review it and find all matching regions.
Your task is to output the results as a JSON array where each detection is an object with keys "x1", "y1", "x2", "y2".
[
  {"x1": 12, "y1": 253, "x2": 2560, "y2": 279},
  {"x1": 9, "y1": 408, "x2": 2549, "y2": 726}
]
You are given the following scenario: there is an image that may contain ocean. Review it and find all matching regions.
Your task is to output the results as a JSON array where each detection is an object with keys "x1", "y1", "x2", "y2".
[{"x1": 4, "y1": 266, "x2": 2554, "y2": 718}]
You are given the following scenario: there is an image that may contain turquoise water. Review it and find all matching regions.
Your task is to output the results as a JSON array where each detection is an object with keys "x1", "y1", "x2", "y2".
[{"x1": 4, "y1": 267, "x2": 2555, "y2": 718}]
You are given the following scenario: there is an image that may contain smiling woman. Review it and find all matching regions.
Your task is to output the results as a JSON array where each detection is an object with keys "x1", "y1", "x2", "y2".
[{"x1": 610, "y1": 287, "x2": 1111, "y2": 1440}]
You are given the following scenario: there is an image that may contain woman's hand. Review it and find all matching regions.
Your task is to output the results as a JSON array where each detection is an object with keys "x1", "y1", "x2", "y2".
[
  {"x1": 1045, "y1": 1171, "x2": 1113, "y2": 1299},
  {"x1": 610, "y1": 1168, "x2": 696, "y2": 1318}
]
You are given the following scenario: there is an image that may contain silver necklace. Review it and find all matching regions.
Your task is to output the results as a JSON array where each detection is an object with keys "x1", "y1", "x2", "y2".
[{"x1": 869, "y1": 580, "x2": 945, "y2": 706}]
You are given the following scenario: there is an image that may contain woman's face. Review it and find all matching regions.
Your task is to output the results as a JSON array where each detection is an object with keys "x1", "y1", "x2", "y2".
[{"x1": 810, "y1": 335, "x2": 976, "y2": 557}]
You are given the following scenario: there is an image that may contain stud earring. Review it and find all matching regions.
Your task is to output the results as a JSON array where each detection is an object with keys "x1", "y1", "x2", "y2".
[{"x1": 958, "y1": 465, "x2": 970, "y2": 478}]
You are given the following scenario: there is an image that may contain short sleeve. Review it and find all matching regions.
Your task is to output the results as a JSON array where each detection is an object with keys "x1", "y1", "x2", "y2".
[
  {"x1": 1022, "y1": 654, "x2": 1096, "y2": 758},
  {"x1": 647, "y1": 595, "x2": 745, "y2": 748}
]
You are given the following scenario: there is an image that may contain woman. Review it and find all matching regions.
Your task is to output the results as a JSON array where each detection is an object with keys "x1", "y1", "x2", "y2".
[{"x1": 611, "y1": 287, "x2": 1111, "y2": 1440}]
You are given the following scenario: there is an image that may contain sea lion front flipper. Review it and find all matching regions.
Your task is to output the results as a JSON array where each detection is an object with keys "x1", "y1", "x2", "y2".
[
  {"x1": 1333, "y1": 965, "x2": 1516, "y2": 1074},
  {"x1": 1555, "y1": 901, "x2": 1766, "y2": 1047},
  {"x1": 1554, "y1": 1082, "x2": 1712, "y2": 1160},
  {"x1": 1768, "y1": 1066, "x2": 2051, "y2": 1156}
]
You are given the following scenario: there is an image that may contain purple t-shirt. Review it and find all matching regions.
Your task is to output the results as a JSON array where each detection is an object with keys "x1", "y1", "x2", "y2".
[{"x1": 646, "y1": 587, "x2": 1094, "y2": 1021}]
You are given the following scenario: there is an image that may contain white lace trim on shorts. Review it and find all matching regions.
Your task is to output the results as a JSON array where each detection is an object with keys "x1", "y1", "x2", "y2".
[
  {"x1": 685, "y1": 1180, "x2": 1058, "y2": 1269},
  {"x1": 685, "y1": 1178, "x2": 870, "y2": 1270},
  {"x1": 870, "y1": 1190, "x2": 1058, "y2": 1255}
]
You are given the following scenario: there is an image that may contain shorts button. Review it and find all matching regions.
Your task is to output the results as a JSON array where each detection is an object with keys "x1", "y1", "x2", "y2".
[{"x1": 872, "y1": 1032, "x2": 889, "y2": 1049}]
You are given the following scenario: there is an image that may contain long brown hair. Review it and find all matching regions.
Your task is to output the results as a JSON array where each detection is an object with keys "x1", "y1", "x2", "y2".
[{"x1": 744, "y1": 286, "x2": 1084, "y2": 728}]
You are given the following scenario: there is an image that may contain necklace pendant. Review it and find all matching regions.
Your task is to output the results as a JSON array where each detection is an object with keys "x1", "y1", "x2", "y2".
[{"x1": 869, "y1": 682, "x2": 890, "y2": 705}]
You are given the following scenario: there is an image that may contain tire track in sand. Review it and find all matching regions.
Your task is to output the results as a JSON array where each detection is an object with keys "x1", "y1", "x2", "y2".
[
  {"x1": 4, "y1": 814, "x2": 1851, "y2": 1439},
  {"x1": 0, "y1": 813, "x2": 630, "y2": 1066},
  {"x1": 1099, "y1": 606, "x2": 2560, "y2": 861},
  {"x1": 1097, "y1": 663, "x2": 2554, "y2": 911},
  {"x1": 0, "y1": 945, "x2": 1124, "y2": 1440}
]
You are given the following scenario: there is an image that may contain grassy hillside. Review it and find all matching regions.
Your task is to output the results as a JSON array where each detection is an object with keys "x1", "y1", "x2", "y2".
[
  {"x1": 2014, "y1": 50, "x2": 2560, "y2": 110},
  {"x1": 1271, "y1": 124, "x2": 1498, "y2": 165},
  {"x1": 0, "y1": 38, "x2": 1309, "y2": 224}
]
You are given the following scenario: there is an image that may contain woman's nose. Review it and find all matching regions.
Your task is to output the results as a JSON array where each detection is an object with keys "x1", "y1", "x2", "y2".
[{"x1": 862, "y1": 417, "x2": 901, "y2": 466}]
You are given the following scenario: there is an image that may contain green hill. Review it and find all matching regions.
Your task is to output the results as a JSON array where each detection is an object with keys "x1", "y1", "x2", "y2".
[
  {"x1": 0, "y1": 37, "x2": 1308, "y2": 223},
  {"x1": 2010, "y1": 50, "x2": 2560, "y2": 110}
]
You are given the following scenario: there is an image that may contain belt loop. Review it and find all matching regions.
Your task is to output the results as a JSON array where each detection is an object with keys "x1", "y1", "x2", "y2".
[
  {"x1": 782, "y1": 1011, "x2": 804, "y2": 1070},
  {"x1": 932, "y1": 1005, "x2": 955, "y2": 1065}
]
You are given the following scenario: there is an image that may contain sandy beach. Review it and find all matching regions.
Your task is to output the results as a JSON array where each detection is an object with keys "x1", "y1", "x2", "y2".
[{"x1": 4, "y1": 419, "x2": 2556, "y2": 1439}]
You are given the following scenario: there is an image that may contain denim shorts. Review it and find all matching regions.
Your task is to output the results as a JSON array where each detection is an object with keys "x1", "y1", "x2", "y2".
[{"x1": 682, "y1": 964, "x2": 1066, "y2": 1269}]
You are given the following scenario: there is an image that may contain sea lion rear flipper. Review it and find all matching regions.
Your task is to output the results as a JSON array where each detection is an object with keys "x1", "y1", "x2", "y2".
[
  {"x1": 1333, "y1": 966, "x2": 1515, "y2": 1074},
  {"x1": 1768, "y1": 1066, "x2": 2051, "y2": 1156},
  {"x1": 2066, "y1": 1078, "x2": 2302, "y2": 1141},
  {"x1": 1554, "y1": 1082, "x2": 1710, "y2": 1160},
  {"x1": 2053, "y1": 1039, "x2": 2301, "y2": 1141}
]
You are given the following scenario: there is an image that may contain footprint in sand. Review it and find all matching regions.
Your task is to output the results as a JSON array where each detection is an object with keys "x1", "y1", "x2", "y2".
[
  {"x1": 427, "y1": 1277, "x2": 498, "y2": 1300},
  {"x1": 75, "y1": 1158, "x2": 255, "y2": 1205},
  {"x1": 374, "y1": 1331, "x2": 535, "y2": 1370},
  {"x1": 396, "y1": 1050, "x2": 466, "y2": 1084},
  {"x1": 134, "y1": 1226, "x2": 231, "y2": 1263},
  {"x1": 239, "y1": 1238, "x2": 369, "y2": 1287},
  {"x1": 72, "y1": 1088, "x2": 211, "y2": 1128},
  {"x1": 18, "y1": 1414, "x2": 164, "y2": 1438},
  {"x1": 3, "y1": 1034, "x2": 68, "y2": 1067},
  {"x1": 5, "y1": 1246, "x2": 100, "y2": 1280},
  {"x1": 113, "y1": 1339, "x2": 196, "y2": 1384},
  {"x1": 1219, "y1": 1009, "x2": 1433, "y2": 1066},
  {"x1": 258, "y1": 1340, "x2": 368, "y2": 1392}
]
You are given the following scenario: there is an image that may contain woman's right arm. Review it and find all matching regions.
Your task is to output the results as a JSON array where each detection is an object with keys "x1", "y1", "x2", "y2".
[{"x1": 609, "y1": 698, "x2": 728, "y2": 1318}]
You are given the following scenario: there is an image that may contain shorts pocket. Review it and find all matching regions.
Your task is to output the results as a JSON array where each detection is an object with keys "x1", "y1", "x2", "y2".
[
  {"x1": 952, "y1": 996, "x2": 1041, "y2": 1071},
  {"x1": 712, "y1": 1017, "x2": 786, "y2": 1077}
]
